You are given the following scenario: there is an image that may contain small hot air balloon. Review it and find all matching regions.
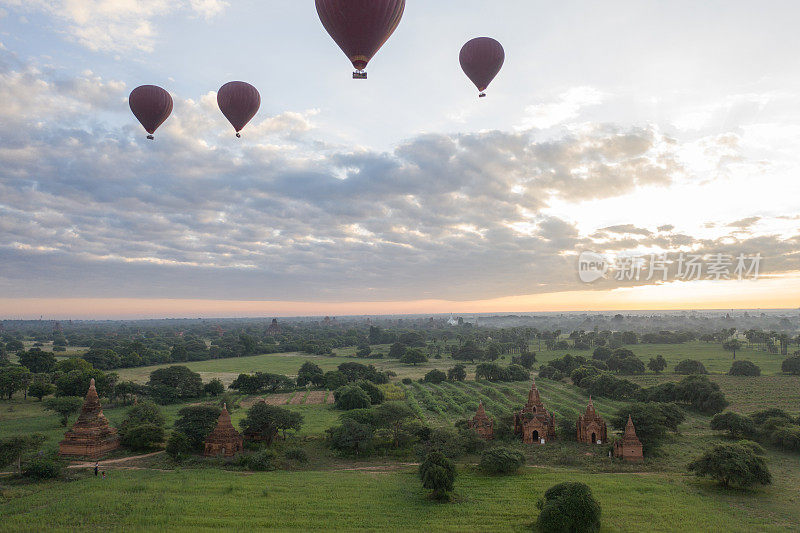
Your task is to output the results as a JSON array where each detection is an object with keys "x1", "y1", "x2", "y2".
[
  {"x1": 129, "y1": 85, "x2": 173, "y2": 140},
  {"x1": 315, "y1": 0, "x2": 405, "y2": 79},
  {"x1": 459, "y1": 38, "x2": 505, "y2": 98},
  {"x1": 217, "y1": 81, "x2": 261, "y2": 138}
]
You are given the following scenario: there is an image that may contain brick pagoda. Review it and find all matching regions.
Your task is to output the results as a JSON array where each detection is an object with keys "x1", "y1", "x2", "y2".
[
  {"x1": 59, "y1": 378, "x2": 120, "y2": 459},
  {"x1": 613, "y1": 415, "x2": 644, "y2": 462},
  {"x1": 577, "y1": 397, "x2": 608, "y2": 445},
  {"x1": 514, "y1": 378, "x2": 556, "y2": 444},
  {"x1": 203, "y1": 404, "x2": 243, "y2": 457},
  {"x1": 468, "y1": 401, "x2": 494, "y2": 440},
  {"x1": 267, "y1": 318, "x2": 282, "y2": 336}
]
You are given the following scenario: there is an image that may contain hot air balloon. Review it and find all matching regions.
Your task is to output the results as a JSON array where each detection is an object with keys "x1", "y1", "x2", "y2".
[
  {"x1": 217, "y1": 81, "x2": 261, "y2": 138},
  {"x1": 129, "y1": 85, "x2": 173, "y2": 140},
  {"x1": 315, "y1": 0, "x2": 405, "y2": 79},
  {"x1": 459, "y1": 38, "x2": 505, "y2": 98}
]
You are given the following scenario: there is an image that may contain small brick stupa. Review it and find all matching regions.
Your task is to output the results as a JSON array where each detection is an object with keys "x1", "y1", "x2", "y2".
[
  {"x1": 267, "y1": 318, "x2": 282, "y2": 336},
  {"x1": 577, "y1": 397, "x2": 608, "y2": 445},
  {"x1": 613, "y1": 415, "x2": 644, "y2": 462},
  {"x1": 514, "y1": 378, "x2": 556, "y2": 444},
  {"x1": 59, "y1": 378, "x2": 120, "y2": 459},
  {"x1": 468, "y1": 401, "x2": 494, "y2": 440},
  {"x1": 203, "y1": 404, "x2": 243, "y2": 457}
]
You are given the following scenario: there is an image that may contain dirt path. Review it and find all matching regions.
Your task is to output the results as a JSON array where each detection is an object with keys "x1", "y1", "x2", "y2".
[{"x1": 66, "y1": 451, "x2": 165, "y2": 469}]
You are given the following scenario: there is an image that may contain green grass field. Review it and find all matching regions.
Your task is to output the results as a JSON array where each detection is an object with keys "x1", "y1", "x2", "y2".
[{"x1": 2, "y1": 467, "x2": 796, "y2": 532}]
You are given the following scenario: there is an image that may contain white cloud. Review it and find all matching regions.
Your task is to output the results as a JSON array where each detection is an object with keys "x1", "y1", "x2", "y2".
[
  {"x1": 517, "y1": 86, "x2": 604, "y2": 130},
  {"x1": 0, "y1": 0, "x2": 229, "y2": 53}
]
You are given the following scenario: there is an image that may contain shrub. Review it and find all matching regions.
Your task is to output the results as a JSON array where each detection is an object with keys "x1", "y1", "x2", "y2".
[
  {"x1": 768, "y1": 425, "x2": 800, "y2": 452},
  {"x1": 423, "y1": 369, "x2": 447, "y2": 384},
  {"x1": 23, "y1": 457, "x2": 63, "y2": 480},
  {"x1": 570, "y1": 366, "x2": 600, "y2": 388},
  {"x1": 285, "y1": 447, "x2": 309, "y2": 463},
  {"x1": 674, "y1": 360, "x2": 708, "y2": 375},
  {"x1": 781, "y1": 356, "x2": 800, "y2": 375},
  {"x1": 401, "y1": 378, "x2": 413, "y2": 385},
  {"x1": 246, "y1": 449, "x2": 277, "y2": 471},
  {"x1": 688, "y1": 442, "x2": 771, "y2": 487},
  {"x1": 121, "y1": 424, "x2": 165, "y2": 451},
  {"x1": 728, "y1": 360, "x2": 761, "y2": 376},
  {"x1": 335, "y1": 385, "x2": 372, "y2": 410},
  {"x1": 203, "y1": 378, "x2": 225, "y2": 397},
  {"x1": 536, "y1": 482, "x2": 601, "y2": 533},
  {"x1": 419, "y1": 451, "x2": 456, "y2": 500},
  {"x1": 479, "y1": 447, "x2": 525, "y2": 474},
  {"x1": 710, "y1": 412, "x2": 756, "y2": 439},
  {"x1": 166, "y1": 431, "x2": 191, "y2": 461}
]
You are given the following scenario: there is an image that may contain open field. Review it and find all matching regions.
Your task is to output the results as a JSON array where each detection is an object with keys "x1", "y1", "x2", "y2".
[{"x1": 2, "y1": 467, "x2": 798, "y2": 532}]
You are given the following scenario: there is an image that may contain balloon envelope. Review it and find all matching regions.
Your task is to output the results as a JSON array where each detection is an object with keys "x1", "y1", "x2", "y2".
[
  {"x1": 217, "y1": 81, "x2": 261, "y2": 135},
  {"x1": 315, "y1": 0, "x2": 405, "y2": 72},
  {"x1": 129, "y1": 85, "x2": 173, "y2": 137},
  {"x1": 459, "y1": 38, "x2": 505, "y2": 94}
]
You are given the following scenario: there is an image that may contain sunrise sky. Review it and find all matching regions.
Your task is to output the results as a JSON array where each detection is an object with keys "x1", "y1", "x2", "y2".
[{"x1": 1, "y1": 1, "x2": 799, "y2": 319}]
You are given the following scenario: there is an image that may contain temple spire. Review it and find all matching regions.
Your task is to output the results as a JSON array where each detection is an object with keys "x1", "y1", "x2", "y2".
[{"x1": 624, "y1": 415, "x2": 638, "y2": 438}]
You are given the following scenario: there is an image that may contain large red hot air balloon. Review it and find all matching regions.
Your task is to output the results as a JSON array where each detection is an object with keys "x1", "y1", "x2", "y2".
[
  {"x1": 459, "y1": 38, "x2": 505, "y2": 98},
  {"x1": 129, "y1": 85, "x2": 173, "y2": 140},
  {"x1": 217, "y1": 81, "x2": 261, "y2": 138},
  {"x1": 315, "y1": 0, "x2": 405, "y2": 79}
]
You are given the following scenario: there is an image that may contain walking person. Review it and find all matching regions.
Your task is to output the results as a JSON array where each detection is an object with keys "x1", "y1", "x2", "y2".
[{"x1": 94, "y1": 462, "x2": 99, "y2": 477}]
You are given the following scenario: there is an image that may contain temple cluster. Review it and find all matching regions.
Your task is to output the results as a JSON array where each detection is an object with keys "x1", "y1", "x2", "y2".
[{"x1": 467, "y1": 379, "x2": 644, "y2": 462}]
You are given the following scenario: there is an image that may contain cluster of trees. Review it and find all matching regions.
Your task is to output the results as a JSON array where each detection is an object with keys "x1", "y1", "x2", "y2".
[
  {"x1": 711, "y1": 409, "x2": 800, "y2": 454},
  {"x1": 474, "y1": 363, "x2": 530, "y2": 382},
  {"x1": 0, "y1": 434, "x2": 63, "y2": 480}
]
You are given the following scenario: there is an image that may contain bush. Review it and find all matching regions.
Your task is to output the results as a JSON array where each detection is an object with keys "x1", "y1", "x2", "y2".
[
  {"x1": 710, "y1": 412, "x2": 756, "y2": 439},
  {"x1": 246, "y1": 449, "x2": 277, "y2": 471},
  {"x1": 447, "y1": 365, "x2": 467, "y2": 382},
  {"x1": 23, "y1": 457, "x2": 63, "y2": 480},
  {"x1": 419, "y1": 451, "x2": 456, "y2": 500},
  {"x1": 769, "y1": 425, "x2": 800, "y2": 452},
  {"x1": 536, "y1": 482, "x2": 601, "y2": 533},
  {"x1": 424, "y1": 369, "x2": 447, "y2": 384},
  {"x1": 326, "y1": 418, "x2": 374, "y2": 455},
  {"x1": 28, "y1": 380, "x2": 55, "y2": 401},
  {"x1": 538, "y1": 366, "x2": 563, "y2": 381},
  {"x1": 479, "y1": 447, "x2": 525, "y2": 474},
  {"x1": 401, "y1": 378, "x2": 413, "y2": 385},
  {"x1": 674, "y1": 360, "x2": 708, "y2": 375},
  {"x1": 203, "y1": 378, "x2": 225, "y2": 396},
  {"x1": 121, "y1": 424, "x2": 165, "y2": 451},
  {"x1": 688, "y1": 442, "x2": 772, "y2": 487},
  {"x1": 728, "y1": 360, "x2": 761, "y2": 376},
  {"x1": 355, "y1": 380, "x2": 385, "y2": 405},
  {"x1": 174, "y1": 405, "x2": 221, "y2": 451},
  {"x1": 285, "y1": 447, "x2": 309, "y2": 463},
  {"x1": 335, "y1": 385, "x2": 372, "y2": 410},
  {"x1": 511, "y1": 352, "x2": 536, "y2": 369},
  {"x1": 781, "y1": 356, "x2": 800, "y2": 375},
  {"x1": 166, "y1": 431, "x2": 191, "y2": 461}
]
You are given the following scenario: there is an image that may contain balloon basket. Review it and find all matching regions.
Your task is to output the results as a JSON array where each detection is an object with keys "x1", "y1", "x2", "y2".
[
  {"x1": 479, "y1": 93, "x2": 487, "y2": 98},
  {"x1": 353, "y1": 71, "x2": 368, "y2": 80},
  {"x1": 146, "y1": 135, "x2": 154, "y2": 140},
  {"x1": 236, "y1": 132, "x2": 241, "y2": 138}
]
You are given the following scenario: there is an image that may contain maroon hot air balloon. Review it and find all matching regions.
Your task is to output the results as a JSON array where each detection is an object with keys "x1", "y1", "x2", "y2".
[
  {"x1": 315, "y1": 0, "x2": 405, "y2": 79},
  {"x1": 459, "y1": 37, "x2": 505, "y2": 98},
  {"x1": 129, "y1": 85, "x2": 173, "y2": 140},
  {"x1": 217, "y1": 81, "x2": 261, "y2": 138}
]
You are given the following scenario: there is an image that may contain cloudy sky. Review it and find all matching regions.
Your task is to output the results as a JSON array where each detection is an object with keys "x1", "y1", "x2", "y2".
[{"x1": 1, "y1": 0, "x2": 799, "y2": 319}]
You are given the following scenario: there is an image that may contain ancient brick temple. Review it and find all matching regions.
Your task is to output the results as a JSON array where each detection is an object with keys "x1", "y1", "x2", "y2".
[
  {"x1": 59, "y1": 378, "x2": 120, "y2": 459},
  {"x1": 204, "y1": 404, "x2": 243, "y2": 457},
  {"x1": 267, "y1": 318, "x2": 282, "y2": 336},
  {"x1": 514, "y1": 378, "x2": 556, "y2": 444},
  {"x1": 468, "y1": 401, "x2": 494, "y2": 440},
  {"x1": 613, "y1": 415, "x2": 644, "y2": 462},
  {"x1": 577, "y1": 397, "x2": 608, "y2": 445}
]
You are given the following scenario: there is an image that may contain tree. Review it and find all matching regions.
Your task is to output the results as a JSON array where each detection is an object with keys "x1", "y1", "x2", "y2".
[
  {"x1": 511, "y1": 351, "x2": 536, "y2": 369},
  {"x1": 55, "y1": 369, "x2": 116, "y2": 399},
  {"x1": 355, "y1": 380, "x2": 385, "y2": 405},
  {"x1": 610, "y1": 403, "x2": 685, "y2": 453},
  {"x1": 326, "y1": 418, "x2": 374, "y2": 455},
  {"x1": 723, "y1": 340, "x2": 743, "y2": 360},
  {"x1": 203, "y1": 378, "x2": 225, "y2": 397},
  {"x1": 54, "y1": 358, "x2": 93, "y2": 373},
  {"x1": 479, "y1": 447, "x2": 525, "y2": 474},
  {"x1": 593, "y1": 346, "x2": 613, "y2": 361},
  {"x1": 536, "y1": 482, "x2": 602, "y2": 533},
  {"x1": 119, "y1": 401, "x2": 166, "y2": 451},
  {"x1": 688, "y1": 442, "x2": 771, "y2": 488},
  {"x1": 710, "y1": 412, "x2": 756, "y2": 439},
  {"x1": 28, "y1": 379, "x2": 55, "y2": 401},
  {"x1": 728, "y1": 360, "x2": 761, "y2": 377},
  {"x1": 240, "y1": 402, "x2": 303, "y2": 445},
  {"x1": 400, "y1": 349, "x2": 428, "y2": 366},
  {"x1": 4, "y1": 339, "x2": 24, "y2": 353},
  {"x1": 147, "y1": 366, "x2": 203, "y2": 404},
  {"x1": 372, "y1": 402, "x2": 415, "y2": 448},
  {"x1": 18, "y1": 348, "x2": 56, "y2": 374},
  {"x1": 419, "y1": 451, "x2": 456, "y2": 500},
  {"x1": 424, "y1": 369, "x2": 447, "y2": 384},
  {"x1": 334, "y1": 385, "x2": 371, "y2": 410},
  {"x1": 388, "y1": 342, "x2": 408, "y2": 359},
  {"x1": 781, "y1": 356, "x2": 800, "y2": 375},
  {"x1": 0, "y1": 434, "x2": 46, "y2": 474},
  {"x1": 452, "y1": 341, "x2": 484, "y2": 363},
  {"x1": 674, "y1": 360, "x2": 708, "y2": 375},
  {"x1": 82, "y1": 348, "x2": 121, "y2": 370},
  {"x1": 297, "y1": 361, "x2": 324, "y2": 387},
  {"x1": 447, "y1": 365, "x2": 467, "y2": 382},
  {"x1": 323, "y1": 370, "x2": 348, "y2": 390},
  {"x1": 0, "y1": 366, "x2": 32, "y2": 400},
  {"x1": 44, "y1": 396, "x2": 84, "y2": 426},
  {"x1": 166, "y1": 431, "x2": 191, "y2": 461},
  {"x1": 174, "y1": 405, "x2": 221, "y2": 451},
  {"x1": 648, "y1": 355, "x2": 667, "y2": 373}
]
